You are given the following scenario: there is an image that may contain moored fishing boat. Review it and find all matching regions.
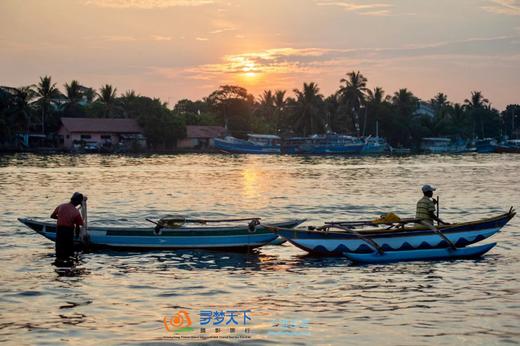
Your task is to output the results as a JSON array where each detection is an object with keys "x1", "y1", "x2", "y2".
[
  {"x1": 19, "y1": 217, "x2": 305, "y2": 251},
  {"x1": 361, "y1": 136, "x2": 388, "y2": 154},
  {"x1": 475, "y1": 138, "x2": 497, "y2": 153},
  {"x1": 496, "y1": 139, "x2": 520, "y2": 153},
  {"x1": 282, "y1": 133, "x2": 364, "y2": 155},
  {"x1": 213, "y1": 134, "x2": 281, "y2": 154},
  {"x1": 268, "y1": 209, "x2": 515, "y2": 262},
  {"x1": 420, "y1": 137, "x2": 451, "y2": 153}
]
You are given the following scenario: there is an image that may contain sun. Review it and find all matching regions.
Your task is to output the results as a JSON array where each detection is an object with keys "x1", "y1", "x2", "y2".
[{"x1": 242, "y1": 63, "x2": 257, "y2": 78}]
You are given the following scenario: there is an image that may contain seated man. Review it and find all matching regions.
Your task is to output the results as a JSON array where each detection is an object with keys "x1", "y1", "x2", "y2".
[
  {"x1": 50, "y1": 192, "x2": 85, "y2": 262},
  {"x1": 416, "y1": 185, "x2": 448, "y2": 226}
]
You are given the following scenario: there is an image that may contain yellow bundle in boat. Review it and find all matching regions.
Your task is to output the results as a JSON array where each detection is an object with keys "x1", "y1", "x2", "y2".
[
  {"x1": 158, "y1": 215, "x2": 186, "y2": 228},
  {"x1": 372, "y1": 212, "x2": 401, "y2": 224}
]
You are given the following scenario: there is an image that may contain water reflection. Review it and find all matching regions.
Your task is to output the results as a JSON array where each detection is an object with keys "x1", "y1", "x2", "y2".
[{"x1": 0, "y1": 153, "x2": 519, "y2": 345}]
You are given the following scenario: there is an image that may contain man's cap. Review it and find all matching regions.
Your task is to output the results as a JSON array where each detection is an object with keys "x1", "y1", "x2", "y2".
[
  {"x1": 71, "y1": 192, "x2": 84, "y2": 202},
  {"x1": 421, "y1": 184, "x2": 436, "y2": 193}
]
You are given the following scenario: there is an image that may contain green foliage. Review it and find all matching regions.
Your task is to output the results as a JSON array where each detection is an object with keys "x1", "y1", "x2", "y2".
[
  {"x1": 0, "y1": 74, "x2": 514, "y2": 151},
  {"x1": 290, "y1": 82, "x2": 325, "y2": 136},
  {"x1": 206, "y1": 85, "x2": 254, "y2": 136}
]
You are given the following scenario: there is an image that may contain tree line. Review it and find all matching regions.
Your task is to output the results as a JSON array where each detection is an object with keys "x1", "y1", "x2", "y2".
[{"x1": 1, "y1": 72, "x2": 518, "y2": 149}]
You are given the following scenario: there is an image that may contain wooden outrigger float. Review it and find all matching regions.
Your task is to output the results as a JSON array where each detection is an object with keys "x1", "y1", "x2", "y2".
[{"x1": 267, "y1": 208, "x2": 515, "y2": 264}]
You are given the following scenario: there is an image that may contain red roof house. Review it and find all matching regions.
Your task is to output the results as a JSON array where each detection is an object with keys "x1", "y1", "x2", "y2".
[
  {"x1": 177, "y1": 125, "x2": 226, "y2": 149},
  {"x1": 58, "y1": 117, "x2": 146, "y2": 151}
]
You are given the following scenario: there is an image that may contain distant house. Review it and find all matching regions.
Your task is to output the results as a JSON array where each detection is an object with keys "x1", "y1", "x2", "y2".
[
  {"x1": 58, "y1": 117, "x2": 146, "y2": 151},
  {"x1": 177, "y1": 125, "x2": 226, "y2": 149},
  {"x1": 414, "y1": 101, "x2": 435, "y2": 118}
]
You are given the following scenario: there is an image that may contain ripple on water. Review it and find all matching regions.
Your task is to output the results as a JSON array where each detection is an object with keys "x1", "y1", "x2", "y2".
[{"x1": 0, "y1": 153, "x2": 519, "y2": 345}]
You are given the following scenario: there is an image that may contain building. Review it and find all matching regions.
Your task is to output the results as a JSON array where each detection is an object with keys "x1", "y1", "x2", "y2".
[
  {"x1": 177, "y1": 125, "x2": 226, "y2": 150},
  {"x1": 414, "y1": 101, "x2": 435, "y2": 118},
  {"x1": 58, "y1": 117, "x2": 146, "y2": 152}
]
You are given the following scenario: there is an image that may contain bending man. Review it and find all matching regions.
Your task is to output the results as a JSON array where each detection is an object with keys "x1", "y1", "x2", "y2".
[{"x1": 50, "y1": 192, "x2": 86, "y2": 262}]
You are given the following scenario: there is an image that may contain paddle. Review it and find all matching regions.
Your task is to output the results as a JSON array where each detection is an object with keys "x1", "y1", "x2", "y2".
[
  {"x1": 328, "y1": 223, "x2": 385, "y2": 254},
  {"x1": 419, "y1": 221, "x2": 457, "y2": 251}
]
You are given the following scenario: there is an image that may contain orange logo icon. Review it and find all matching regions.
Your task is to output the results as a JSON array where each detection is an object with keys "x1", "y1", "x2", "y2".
[{"x1": 163, "y1": 310, "x2": 194, "y2": 333}]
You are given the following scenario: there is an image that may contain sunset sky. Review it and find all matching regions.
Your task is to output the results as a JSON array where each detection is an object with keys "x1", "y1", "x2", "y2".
[{"x1": 0, "y1": 0, "x2": 519, "y2": 109}]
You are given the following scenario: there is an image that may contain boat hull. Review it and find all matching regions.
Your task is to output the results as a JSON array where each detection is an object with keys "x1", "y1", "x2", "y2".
[
  {"x1": 19, "y1": 218, "x2": 304, "y2": 251},
  {"x1": 283, "y1": 144, "x2": 364, "y2": 155},
  {"x1": 213, "y1": 138, "x2": 280, "y2": 154},
  {"x1": 496, "y1": 145, "x2": 520, "y2": 153},
  {"x1": 274, "y1": 212, "x2": 513, "y2": 256},
  {"x1": 343, "y1": 242, "x2": 496, "y2": 264}
]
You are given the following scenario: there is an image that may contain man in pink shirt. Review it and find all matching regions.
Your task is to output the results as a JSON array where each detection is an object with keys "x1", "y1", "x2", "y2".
[{"x1": 50, "y1": 192, "x2": 85, "y2": 262}]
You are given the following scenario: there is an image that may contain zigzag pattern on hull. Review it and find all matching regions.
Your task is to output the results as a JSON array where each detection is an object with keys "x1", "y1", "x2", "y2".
[{"x1": 301, "y1": 234, "x2": 488, "y2": 254}]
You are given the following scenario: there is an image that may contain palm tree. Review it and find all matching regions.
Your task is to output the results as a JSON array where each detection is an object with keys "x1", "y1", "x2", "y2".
[
  {"x1": 449, "y1": 103, "x2": 469, "y2": 137},
  {"x1": 257, "y1": 90, "x2": 275, "y2": 119},
  {"x1": 273, "y1": 90, "x2": 287, "y2": 131},
  {"x1": 391, "y1": 88, "x2": 419, "y2": 145},
  {"x1": 366, "y1": 87, "x2": 389, "y2": 105},
  {"x1": 34, "y1": 76, "x2": 61, "y2": 133},
  {"x1": 83, "y1": 87, "x2": 96, "y2": 104},
  {"x1": 392, "y1": 88, "x2": 418, "y2": 116},
  {"x1": 64, "y1": 80, "x2": 83, "y2": 111},
  {"x1": 97, "y1": 84, "x2": 119, "y2": 117},
  {"x1": 430, "y1": 92, "x2": 449, "y2": 109},
  {"x1": 9, "y1": 86, "x2": 36, "y2": 133},
  {"x1": 464, "y1": 91, "x2": 489, "y2": 110},
  {"x1": 464, "y1": 91, "x2": 489, "y2": 138},
  {"x1": 291, "y1": 82, "x2": 324, "y2": 136},
  {"x1": 338, "y1": 71, "x2": 368, "y2": 135},
  {"x1": 365, "y1": 87, "x2": 389, "y2": 136}
]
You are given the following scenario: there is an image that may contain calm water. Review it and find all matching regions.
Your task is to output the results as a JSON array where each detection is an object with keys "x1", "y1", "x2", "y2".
[{"x1": 0, "y1": 153, "x2": 519, "y2": 345}]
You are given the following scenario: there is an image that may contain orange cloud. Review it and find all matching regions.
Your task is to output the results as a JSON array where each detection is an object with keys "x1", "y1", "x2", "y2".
[
  {"x1": 481, "y1": 0, "x2": 520, "y2": 15},
  {"x1": 84, "y1": 0, "x2": 216, "y2": 8}
]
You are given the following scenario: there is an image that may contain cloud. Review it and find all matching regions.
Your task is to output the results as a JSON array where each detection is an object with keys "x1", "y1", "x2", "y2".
[
  {"x1": 481, "y1": 0, "x2": 520, "y2": 15},
  {"x1": 102, "y1": 35, "x2": 137, "y2": 42},
  {"x1": 84, "y1": 0, "x2": 216, "y2": 9},
  {"x1": 359, "y1": 9, "x2": 391, "y2": 16},
  {"x1": 195, "y1": 37, "x2": 209, "y2": 41},
  {"x1": 151, "y1": 35, "x2": 173, "y2": 41},
  {"x1": 209, "y1": 27, "x2": 236, "y2": 34},
  {"x1": 315, "y1": 0, "x2": 393, "y2": 15}
]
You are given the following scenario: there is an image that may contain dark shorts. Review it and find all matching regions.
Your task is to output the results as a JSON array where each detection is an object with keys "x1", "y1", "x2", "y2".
[{"x1": 56, "y1": 226, "x2": 75, "y2": 259}]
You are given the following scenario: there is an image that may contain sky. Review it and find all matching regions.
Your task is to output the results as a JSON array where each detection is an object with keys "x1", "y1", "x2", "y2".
[{"x1": 0, "y1": 0, "x2": 519, "y2": 109}]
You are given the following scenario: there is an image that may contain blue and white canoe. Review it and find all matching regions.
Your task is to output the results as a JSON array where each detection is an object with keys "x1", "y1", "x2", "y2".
[
  {"x1": 270, "y1": 210, "x2": 515, "y2": 260},
  {"x1": 18, "y1": 218, "x2": 304, "y2": 251}
]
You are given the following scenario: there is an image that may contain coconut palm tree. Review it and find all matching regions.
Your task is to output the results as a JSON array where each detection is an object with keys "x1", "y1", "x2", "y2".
[
  {"x1": 97, "y1": 84, "x2": 120, "y2": 117},
  {"x1": 83, "y1": 87, "x2": 96, "y2": 104},
  {"x1": 34, "y1": 75, "x2": 61, "y2": 133},
  {"x1": 291, "y1": 82, "x2": 324, "y2": 136},
  {"x1": 338, "y1": 71, "x2": 368, "y2": 135},
  {"x1": 273, "y1": 90, "x2": 287, "y2": 132},
  {"x1": 366, "y1": 87, "x2": 389, "y2": 105},
  {"x1": 392, "y1": 88, "x2": 418, "y2": 117},
  {"x1": 63, "y1": 80, "x2": 83, "y2": 111},
  {"x1": 464, "y1": 91, "x2": 489, "y2": 110},
  {"x1": 9, "y1": 86, "x2": 36, "y2": 133},
  {"x1": 365, "y1": 87, "x2": 389, "y2": 136},
  {"x1": 430, "y1": 92, "x2": 449, "y2": 109},
  {"x1": 390, "y1": 88, "x2": 419, "y2": 145},
  {"x1": 464, "y1": 91, "x2": 490, "y2": 138}
]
